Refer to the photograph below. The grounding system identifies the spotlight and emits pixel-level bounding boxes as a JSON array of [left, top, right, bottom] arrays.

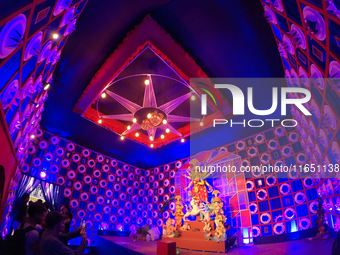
[[127, 125, 131, 130], [166, 128, 170, 133], [150, 144, 154, 148], [144, 79, 150, 85], [43, 84, 50, 90], [147, 113, 151, 119], [101, 92, 106, 98], [52, 33, 59, 39], [149, 136, 153, 141], [162, 119, 167, 124], [133, 118, 137, 123], [36, 104, 40, 108], [98, 119, 102, 124], [181, 138, 185, 143], [120, 136, 124, 140], [40, 171, 47, 179], [30, 135, 35, 139], [200, 121, 204, 126], [161, 134, 165, 139], [135, 132, 139, 137], [191, 95, 196, 100]]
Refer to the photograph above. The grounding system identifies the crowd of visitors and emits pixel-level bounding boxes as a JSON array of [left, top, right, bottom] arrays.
[[1, 193, 88, 255]]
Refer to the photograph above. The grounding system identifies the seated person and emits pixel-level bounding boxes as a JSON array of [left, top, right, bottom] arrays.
[[40, 211, 88, 255]]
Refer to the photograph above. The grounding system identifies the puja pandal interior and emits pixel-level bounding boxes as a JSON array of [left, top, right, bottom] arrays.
[[0, 0, 340, 254]]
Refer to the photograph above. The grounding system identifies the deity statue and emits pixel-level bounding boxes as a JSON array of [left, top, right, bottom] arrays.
[[183, 159, 214, 205]]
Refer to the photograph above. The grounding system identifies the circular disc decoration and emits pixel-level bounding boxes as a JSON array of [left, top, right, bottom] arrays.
[[255, 134, 265, 144], [299, 218, 311, 230], [294, 192, 306, 204], [303, 177, 314, 189], [309, 201, 318, 214], [110, 215, 116, 222], [266, 175, 277, 186], [284, 208, 296, 220], [273, 223, 285, 235], [268, 140, 278, 150], [303, 6, 326, 41], [249, 203, 258, 214], [252, 226, 260, 237], [280, 183, 291, 195], [257, 189, 268, 200], [246, 181, 255, 191], [0, 14, 27, 59], [260, 213, 271, 224], [24, 31, 42, 61], [236, 141, 246, 150]]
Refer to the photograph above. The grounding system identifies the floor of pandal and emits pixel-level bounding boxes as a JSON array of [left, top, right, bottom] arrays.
[[95, 236, 334, 255], [179, 237, 334, 255]]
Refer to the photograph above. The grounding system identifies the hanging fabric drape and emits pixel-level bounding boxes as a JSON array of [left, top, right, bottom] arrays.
[[40, 180, 64, 211], [15, 175, 40, 203]]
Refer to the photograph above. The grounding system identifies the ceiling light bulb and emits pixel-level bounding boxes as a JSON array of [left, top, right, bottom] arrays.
[[144, 79, 150, 85], [166, 128, 170, 133], [101, 92, 106, 98], [133, 118, 137, 123], [150, 144, 154, 148], [44, 84, 50, 90], [181, 138, 185, 143], [127, 125, 131, 130], [191, 95, 196, 100], [98, 119, 102, 124], [161, 134, 165, 139], [120, 136, 124, 140], [52, 33, 59, 39], [135, 132, 139, 137], [200, 121, 204, 126], [149, 136, 153, 141], [30, 135, 35, 139], [147, 113, 151, 119], [162, 119, 167, 124]]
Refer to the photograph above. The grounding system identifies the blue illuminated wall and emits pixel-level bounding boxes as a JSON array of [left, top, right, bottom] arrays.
[[0, 0, 88, 237], [260, 0, 340, 234]]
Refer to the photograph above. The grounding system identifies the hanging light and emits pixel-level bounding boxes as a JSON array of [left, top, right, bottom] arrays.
[[200, 121, 204, 126], [52, 33, 59, 39], [101, 92, 106, 98], [135, 132, 139, 137], [44, 84, 50, 90], [150, 144, 154, 148], [30, 135, 35, 139], [40, 171, 47, 179], [149, 136, 154, 141], [127, 125, 131, 130], [133, 118, 137, 123], [191, 95, 196, 100], [181, 138, 185, 143], [120, 136, 125, 140], [162, 119, 167, 124], [144, 79, 150, 85], [98, 119, 102, 124], [161, 134, 165, 139], [147, 113, 152, 119], [166, 128, 170, 133]]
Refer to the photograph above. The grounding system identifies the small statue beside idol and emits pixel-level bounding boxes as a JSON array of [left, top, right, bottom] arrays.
[[163, 218, 176, 238], [203, 221, 213, 241], [181, 222, 191, 231], [171, 195, 184, 229], [213, 221, 227, 243]]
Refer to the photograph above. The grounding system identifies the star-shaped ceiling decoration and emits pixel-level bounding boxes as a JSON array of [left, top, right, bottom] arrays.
[[75, 15, 232, 148]]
